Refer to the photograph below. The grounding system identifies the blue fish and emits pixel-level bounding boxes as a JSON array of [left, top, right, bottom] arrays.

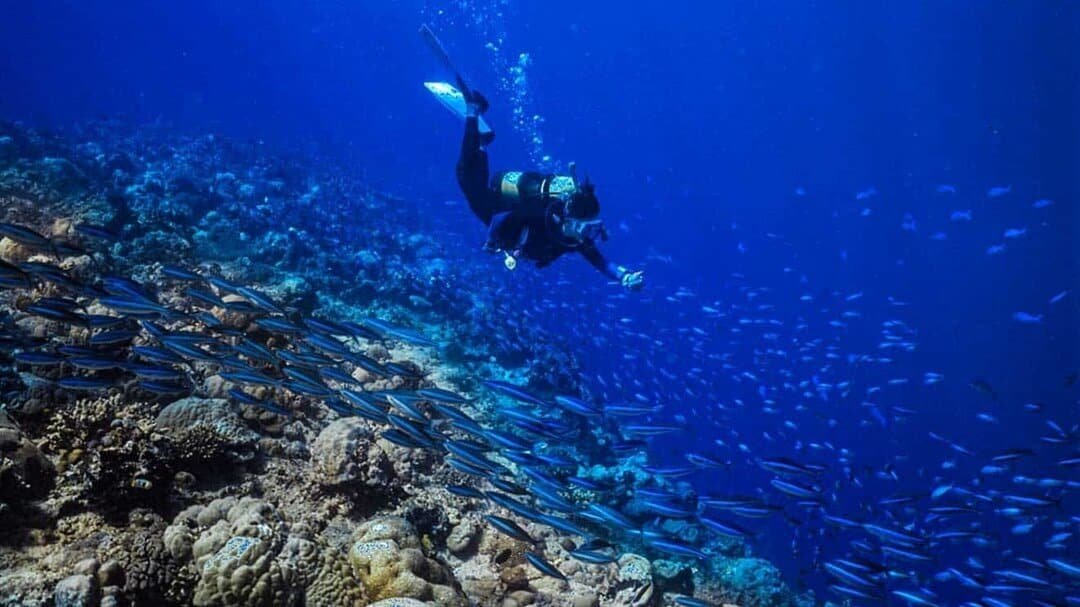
[[482, 379, 549, 407], [88, 329, 139, 347], [552, 394, 602, 417], [186, 288, 226, 308], [446, 484, 486, 500], [220, 369, 281, 387], [254, 317, 303, 334], [56, 377, 114, 391], [646, 537, 707, 560], [568, 549, 616, 564], [417, 387, 468, 404], [484, 515, 535, 543], [137, 380, 190, 396], [524, 551, 566, 581], [0, 222, 54, 252], [74, 223, 119, 241], [535, 513, 590, 538], [698, 516, 752, 539], [14, 351, 66, 366], [674, 597, 715, 607], [66, 356, 123, 371], [125, 363, 186, 382], [301, 317, 350, 336], [380, 429, 428, 449], [161, 265, 203, 282]]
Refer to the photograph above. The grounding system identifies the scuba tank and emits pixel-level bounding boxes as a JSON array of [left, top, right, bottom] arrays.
[[494, 172, 578, 217], [494, 162, 581, 212]]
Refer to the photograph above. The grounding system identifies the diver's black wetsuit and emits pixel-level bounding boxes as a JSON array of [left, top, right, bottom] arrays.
[[456, 115, 622, 280]]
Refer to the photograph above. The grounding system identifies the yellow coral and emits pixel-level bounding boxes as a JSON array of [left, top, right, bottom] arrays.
[[346, 519, 467, 607]]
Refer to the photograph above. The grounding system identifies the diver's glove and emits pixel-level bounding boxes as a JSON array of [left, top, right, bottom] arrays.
[[620, 269, 645, 291]]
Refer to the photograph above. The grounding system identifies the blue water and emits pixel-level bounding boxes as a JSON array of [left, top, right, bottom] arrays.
[[3, 1, 1077, 604]]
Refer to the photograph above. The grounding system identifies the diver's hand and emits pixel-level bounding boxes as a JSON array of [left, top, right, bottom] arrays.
[[620, 270, 645, 291]]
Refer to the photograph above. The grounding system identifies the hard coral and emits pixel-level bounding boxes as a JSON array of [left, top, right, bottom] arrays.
[[310, 418, 392, 488], [347, 516, 467, 606], [164, 497, 366, 607], [42, 395, 235, 519], [155, 397, 257, 447], [101, 510, 180, 605]]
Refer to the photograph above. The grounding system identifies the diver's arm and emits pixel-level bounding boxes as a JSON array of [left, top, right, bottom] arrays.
[[580, 242, 644, 289], [580, 243, 621, 280], [485, 211, 523, 251]]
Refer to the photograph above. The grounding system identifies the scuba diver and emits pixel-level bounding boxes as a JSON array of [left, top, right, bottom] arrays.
[[455, 88, 645, 290]]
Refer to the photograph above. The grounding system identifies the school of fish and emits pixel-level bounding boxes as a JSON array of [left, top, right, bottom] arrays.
[[1, 173, 1076, 607]]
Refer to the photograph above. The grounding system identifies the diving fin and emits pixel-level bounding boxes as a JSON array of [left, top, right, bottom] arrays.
[[419, 24, 471, 94], [424, 81, 493, 136], [420, 25, 493, 134]]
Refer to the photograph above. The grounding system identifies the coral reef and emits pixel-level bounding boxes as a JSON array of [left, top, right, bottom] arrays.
[[0, 120, 805, 607]]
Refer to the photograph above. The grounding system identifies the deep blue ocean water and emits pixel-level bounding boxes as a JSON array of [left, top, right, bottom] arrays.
[[2, 2, 1077, 604]]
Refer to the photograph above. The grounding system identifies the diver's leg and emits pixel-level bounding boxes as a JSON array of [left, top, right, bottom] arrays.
[[456, 116, 495, 223]]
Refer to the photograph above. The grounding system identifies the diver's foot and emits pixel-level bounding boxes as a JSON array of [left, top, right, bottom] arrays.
[[466, 89, 490, 115]]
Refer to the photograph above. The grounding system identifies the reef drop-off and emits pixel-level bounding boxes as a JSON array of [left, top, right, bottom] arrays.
[[0, 121, 805, 607]]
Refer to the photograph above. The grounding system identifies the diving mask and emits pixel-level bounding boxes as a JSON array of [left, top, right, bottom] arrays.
[[562, 217, 606, 242]]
